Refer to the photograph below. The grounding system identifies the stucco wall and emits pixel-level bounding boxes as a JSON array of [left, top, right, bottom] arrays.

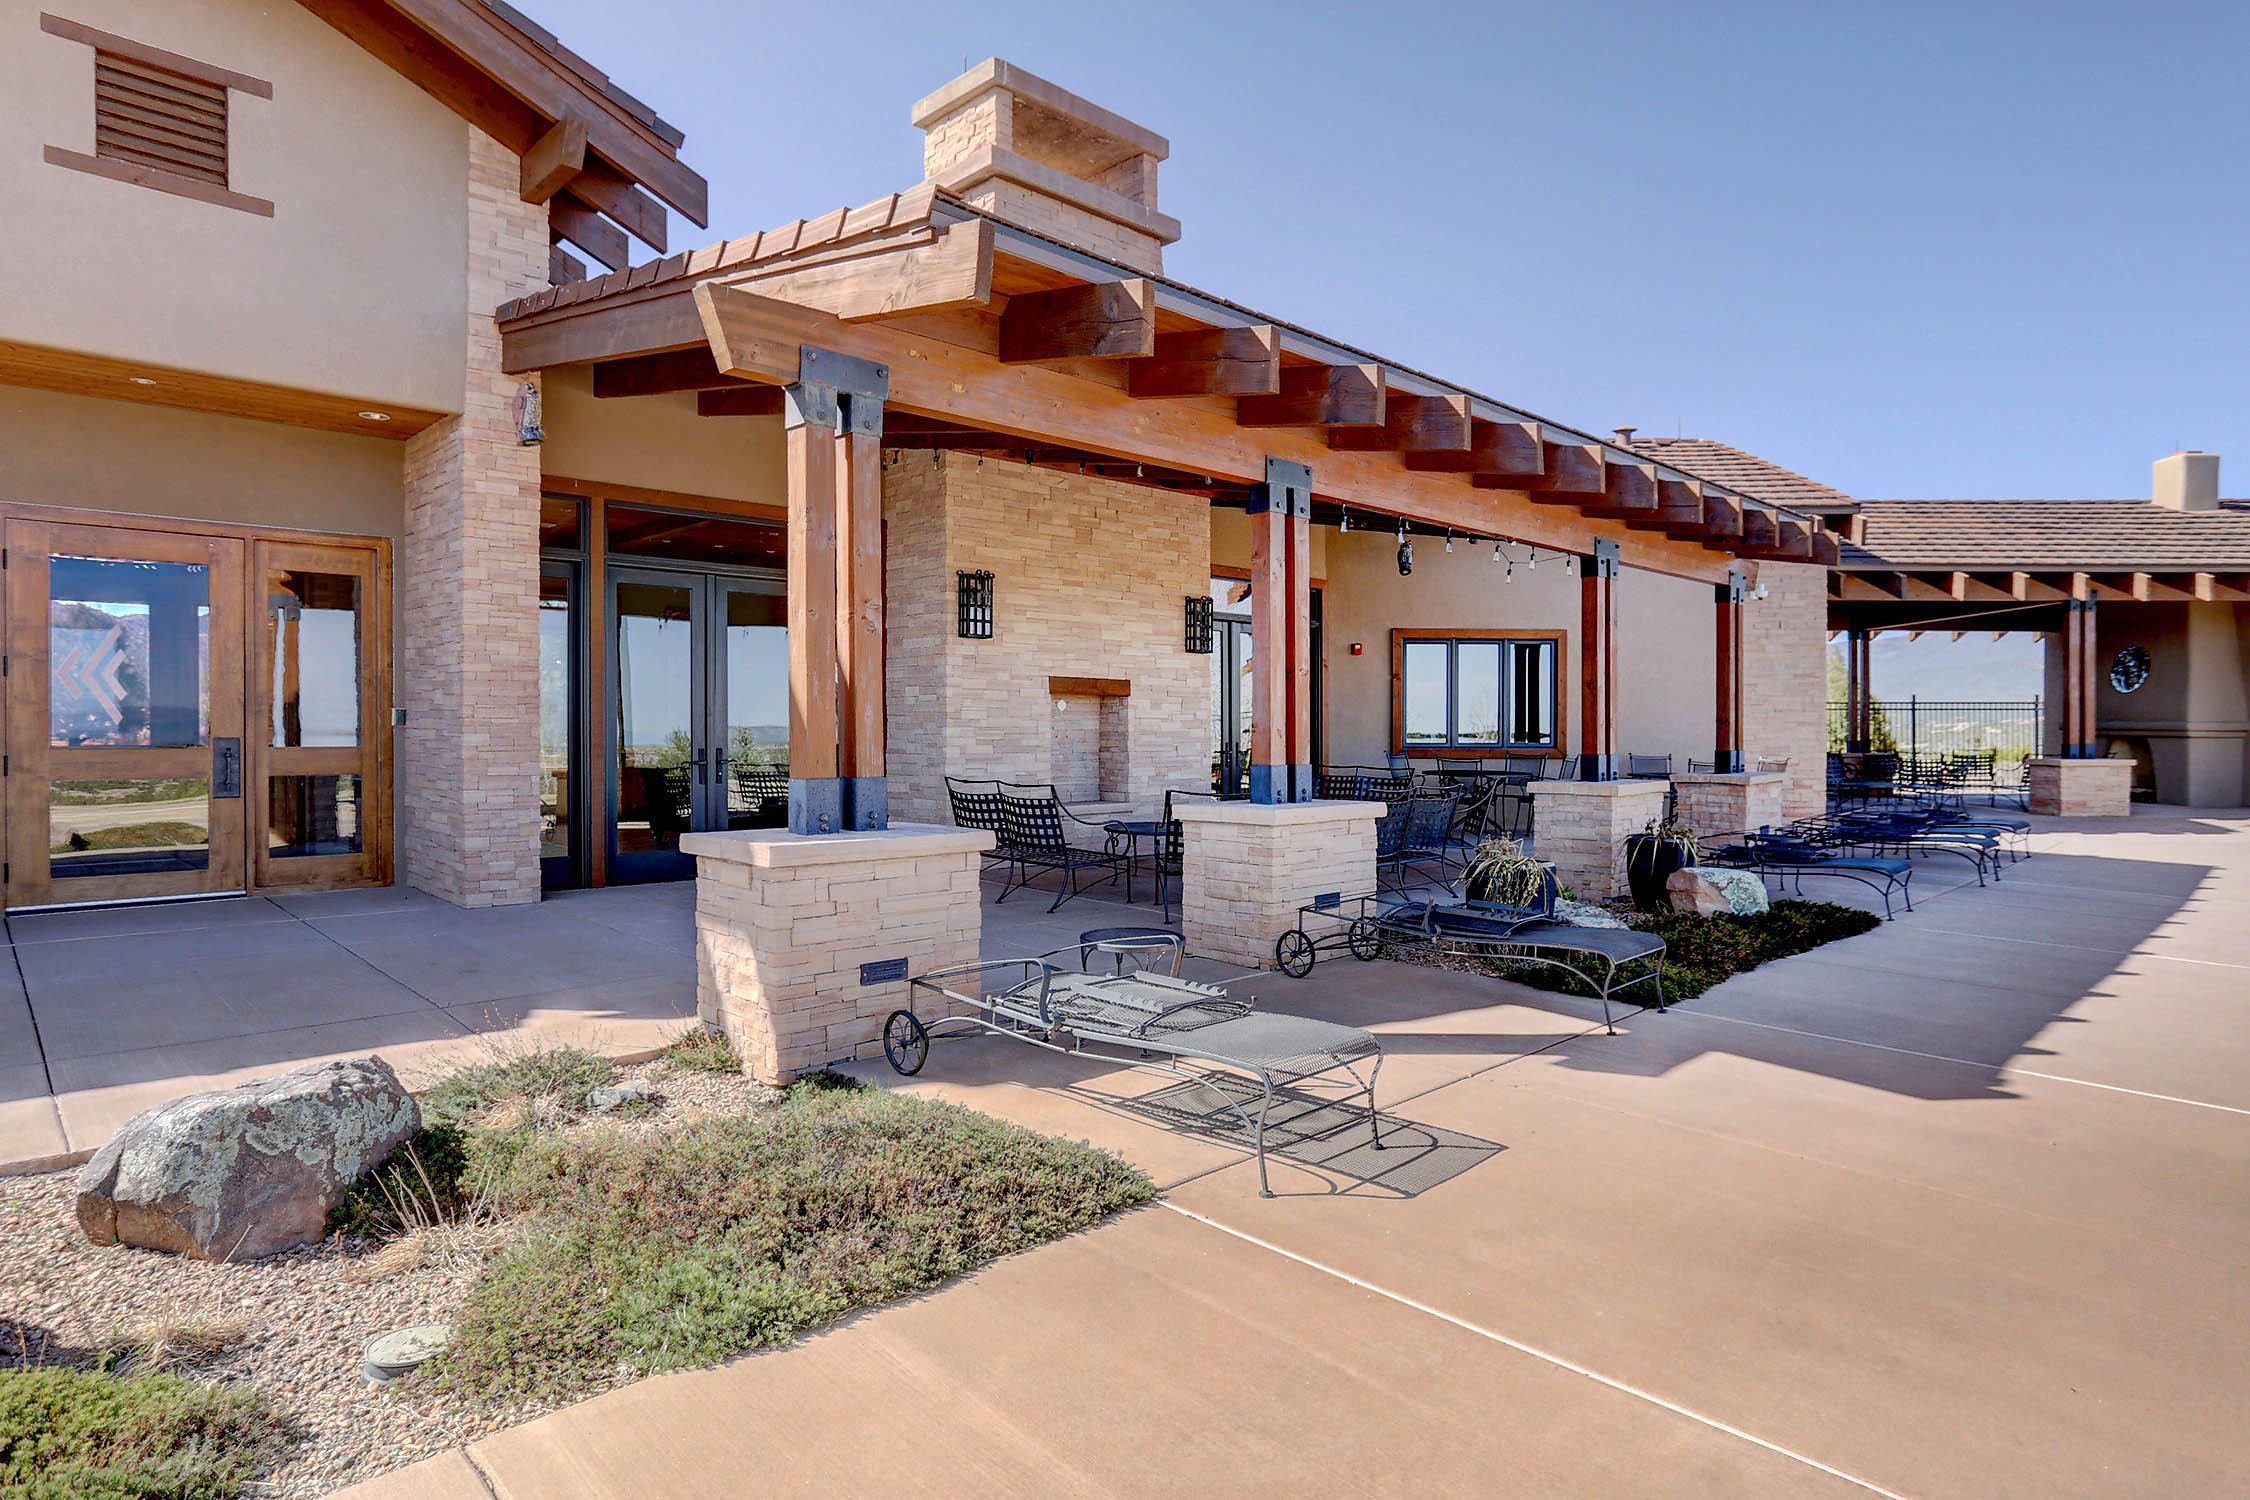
[[0, 383, 403, 536], [1209, 505, 1328, 579], [539, 369, 787, 502], [4, 0, 469, 412], [2093, 601, 2249, 807], [883, 451, 1210, 824]]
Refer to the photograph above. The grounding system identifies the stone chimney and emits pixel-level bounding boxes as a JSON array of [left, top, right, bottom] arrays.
[[2153, 450, 2220, 510], [912, 59, 1180, 274]]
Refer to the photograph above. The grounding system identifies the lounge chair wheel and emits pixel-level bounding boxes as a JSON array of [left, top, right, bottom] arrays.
[[882, 1010, 930, 1076], [1275, 929, 1316, 979], [1347, 919, 1382, 962]]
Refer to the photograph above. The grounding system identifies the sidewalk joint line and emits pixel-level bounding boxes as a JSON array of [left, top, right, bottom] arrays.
[[1158, 1200, 1918, 1500]]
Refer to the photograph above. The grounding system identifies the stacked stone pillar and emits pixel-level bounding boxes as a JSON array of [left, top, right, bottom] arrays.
[[1670, 772, 1788, 842], [398, 127, 548, 906], [2025, 758, 2132, 817], [1175, 801, 1378, 969], [1524, 779, 1671, 899]]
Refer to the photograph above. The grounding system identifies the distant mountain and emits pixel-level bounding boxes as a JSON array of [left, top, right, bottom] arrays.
[[1868, 633, 2044, 702]]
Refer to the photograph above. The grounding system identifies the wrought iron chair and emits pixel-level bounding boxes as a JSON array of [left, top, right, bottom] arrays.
[[1386, 789, 1464, 892], [1687, 758, 1719, 774], [1626, 753, 1673, 779], [996, 784, 1126, 912], [1540, 755, 1580, 781], [1755, 756, 1790, 774], [946, 776, 1014, 877]]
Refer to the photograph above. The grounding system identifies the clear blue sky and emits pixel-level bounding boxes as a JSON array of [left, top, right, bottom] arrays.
[[538, 0, 2246, 502]]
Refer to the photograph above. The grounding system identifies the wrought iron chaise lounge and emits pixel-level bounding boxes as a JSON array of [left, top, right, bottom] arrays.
[[1704, 828, 1915, 919], [885, 934, 1384, 1196]]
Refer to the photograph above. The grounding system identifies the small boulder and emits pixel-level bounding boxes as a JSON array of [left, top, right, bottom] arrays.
[[586, 1078, 652, 1113], [1700, 865, 1771, 915], [1666, 868, 1735, 918], [77, 1056, 419, 1261], [1555, 897, 1628, 930]]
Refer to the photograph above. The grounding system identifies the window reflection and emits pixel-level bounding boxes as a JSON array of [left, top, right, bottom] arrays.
[[269, 774, 361, 857], [540, 573, 573, 863], [49, 556, 210, 748], [50, 776, 210, 877], [269, 571, 360, 747]]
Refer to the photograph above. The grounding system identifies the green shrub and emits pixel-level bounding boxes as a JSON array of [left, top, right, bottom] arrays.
[[1390, 898, 1879, 1004], [434, 1078, 1152, 1403], [327, 1123, 531, 1240], [662, 1025, 741, 1074], [0, 1367, 294, 1499], [420, 1046, 615, 1128]]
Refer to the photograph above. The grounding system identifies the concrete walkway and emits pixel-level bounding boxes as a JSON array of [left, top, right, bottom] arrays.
[[0, 884, 699, 1169], [338, 807, 2250, 1499]]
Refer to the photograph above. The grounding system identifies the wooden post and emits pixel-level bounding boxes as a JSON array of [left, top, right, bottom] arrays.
[[784, 417, 841, 832], [1715, 570, 1745, 772], [837, 426, 886, 826], [1578, 539, 1619, 779], [1248, 459, 1313, 802], [782, 346, 891, 833], [2065, 595, 2100, 758], [1845, 627, 1869, 753]]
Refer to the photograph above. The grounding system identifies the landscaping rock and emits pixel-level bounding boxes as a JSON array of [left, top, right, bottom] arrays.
[[1666, 868, 1735, 917], [1555, 897, 1628, 929], [76, 1057, 419, 1262], [1700, 865, 1772, 915], [586, 1079, 652, 1113]]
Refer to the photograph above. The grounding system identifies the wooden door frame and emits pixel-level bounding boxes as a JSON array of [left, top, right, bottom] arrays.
[[0, 500, 392, 908]]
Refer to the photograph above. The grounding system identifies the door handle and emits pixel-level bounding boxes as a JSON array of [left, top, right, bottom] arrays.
[[213, 738, 242, 800], [690, 748, 707, 785]]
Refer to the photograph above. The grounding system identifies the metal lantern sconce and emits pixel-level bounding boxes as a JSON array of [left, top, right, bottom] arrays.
[[1185, 594, 1215, 654], [512, 381, 543, 446], [956, 569, 995, 639]]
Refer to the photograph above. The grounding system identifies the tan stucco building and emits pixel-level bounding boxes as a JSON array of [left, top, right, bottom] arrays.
[[1, 1, 1837, 931]]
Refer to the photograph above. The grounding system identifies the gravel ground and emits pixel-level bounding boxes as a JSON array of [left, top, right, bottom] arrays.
[[0, 1056, 781, 1499]]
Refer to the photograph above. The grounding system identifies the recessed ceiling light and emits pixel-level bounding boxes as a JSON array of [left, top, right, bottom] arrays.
[[356, 410, 391, 422], [128, 376, 158, 386]]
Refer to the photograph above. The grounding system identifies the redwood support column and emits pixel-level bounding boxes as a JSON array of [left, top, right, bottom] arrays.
[[1715, 568, 1746, 772], [783, 347, 891, 833], [1578, 538, 1619, 780], [2064, 595, 2099, 758], [1249, 458, 1314, 802], [1845, 626, 1871, 753]]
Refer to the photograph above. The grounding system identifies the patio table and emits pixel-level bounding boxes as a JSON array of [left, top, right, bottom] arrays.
[[1102, 818, 1164, 905]]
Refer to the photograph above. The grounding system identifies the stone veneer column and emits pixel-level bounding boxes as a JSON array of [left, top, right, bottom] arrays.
[[685, 825, 992, 1084], [398, 127, 548, 906], [1525, 780, 1673, 899], [2025, 758, 2133, 817], [1175, 801, 1379, 969], [1670, 772, 1789, 842], [1740, 561, 1831, 818]]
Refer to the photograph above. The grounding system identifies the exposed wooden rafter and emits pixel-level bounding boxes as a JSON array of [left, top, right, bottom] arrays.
[[732, 220, 995, 324], [591, 347, 732, 398], [519, 115, 587, 204], [1327, 394, 1472, 454], [697, 385, 787, 417], [1516, 442, 1606, 498], [552, 192, 628, 272], [996, 279, 1155, 362], [1125, 325, 1280, 397], [1235, 365, 1386, 428], [1400, 417, 1541, 477]]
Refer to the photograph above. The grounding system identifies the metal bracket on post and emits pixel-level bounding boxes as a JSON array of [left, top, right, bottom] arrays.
[[783, 346, 889, 438], [1721, 567, 1747, 606], [1251, 459, 1315, 800], [1589, 536, 1621, 580]]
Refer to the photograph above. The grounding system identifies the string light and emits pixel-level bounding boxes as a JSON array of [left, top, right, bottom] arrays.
[[1445, 529, 1454, 553]]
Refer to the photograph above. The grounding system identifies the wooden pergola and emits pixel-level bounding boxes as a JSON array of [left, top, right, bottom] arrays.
[[498, 189, 1839, 831], [1830, 564, 2250, 759]]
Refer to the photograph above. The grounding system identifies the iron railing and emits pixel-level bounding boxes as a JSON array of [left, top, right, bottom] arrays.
[[1828, 697, 2043, 764]]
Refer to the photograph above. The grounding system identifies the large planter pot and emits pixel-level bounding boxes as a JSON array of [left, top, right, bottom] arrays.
[[1623, 834, 1695, 913]]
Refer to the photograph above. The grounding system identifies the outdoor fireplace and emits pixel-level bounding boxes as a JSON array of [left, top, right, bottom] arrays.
[[1050, 676, 1130, 802]]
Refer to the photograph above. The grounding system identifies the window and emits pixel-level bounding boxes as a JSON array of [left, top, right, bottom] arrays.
[[40, 13, 274, 217], [1395, 632, 1559, 753]]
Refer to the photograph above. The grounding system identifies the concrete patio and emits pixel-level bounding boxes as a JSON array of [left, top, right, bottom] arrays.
[[333, 804, 2250, 1499]]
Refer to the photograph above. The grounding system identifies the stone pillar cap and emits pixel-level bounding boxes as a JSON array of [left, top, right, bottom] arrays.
[[682, 823, 993, 869]]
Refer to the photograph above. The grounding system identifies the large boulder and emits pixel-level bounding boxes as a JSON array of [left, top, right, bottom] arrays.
[[1700, 865, 1772, 915], [76, 1056, 419, 1261], [1666, 868, 1736, 918]]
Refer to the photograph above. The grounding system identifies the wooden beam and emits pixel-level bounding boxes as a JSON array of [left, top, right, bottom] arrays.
[[1401, 418, 1541, 476], [1809, 527, 1842, 566], [560, 282, 1744, 581], [2094, 572, 2154, 602], [1716, 581, 1744, 768], [1580, 460, 1657, 517], [552, 192, 628, 272], [738, 220, 995, 325], [1523, 442, 1606, 497], [1581, 552, 1618, 776], [569, 159, 669, 253], [838, 425, 885, 795], [592, 347, 732, 398], [549, 243, 586, 287], [520, 115, 587, 204], [1629, 477, 1705, 531], [1126, 325, 1280, 397], [1236, 364, 1386, 428], [787, 421, 840, 791], [996, 278, 1155, 362], [1327, 394, 1473, 453], [697, 385, 787, 417]]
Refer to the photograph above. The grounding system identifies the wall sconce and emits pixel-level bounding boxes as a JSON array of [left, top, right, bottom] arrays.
[[512, 381, 543, 446], [956, 569, 994, 638], [1396, 517, 1413, 576], [1185, 595, 1215, 654]]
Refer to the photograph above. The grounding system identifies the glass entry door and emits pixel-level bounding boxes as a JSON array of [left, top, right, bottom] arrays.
[[1212, 617, 1252, 795], [4, 520, 246, 907], [606, 568, 787, 883]]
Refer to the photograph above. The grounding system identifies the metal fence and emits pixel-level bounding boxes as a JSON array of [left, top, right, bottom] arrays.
[[1828, 698, 2044, 764]]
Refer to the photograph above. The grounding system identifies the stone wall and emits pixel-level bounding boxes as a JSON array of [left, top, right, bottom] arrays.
[[689, 826, 989, 1083], [398, 125, 547, 906], [1672, 772, 1788, 842], [2026, 758, 2133, 817], [1742, 560, 1830, 816], [1525, 779, 1672, 900], [1176, 801, 1379, 969], [883, 452, 1210, 825]]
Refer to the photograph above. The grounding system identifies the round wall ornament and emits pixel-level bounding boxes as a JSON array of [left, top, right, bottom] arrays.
[[2109, 645, 2151, 694]]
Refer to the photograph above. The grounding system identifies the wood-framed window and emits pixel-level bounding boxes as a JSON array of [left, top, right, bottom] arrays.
[[40, 12, 274, 218], [1392, 629, 1563, 755]]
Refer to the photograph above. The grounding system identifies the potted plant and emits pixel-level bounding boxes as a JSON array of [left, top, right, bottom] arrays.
[[1623, 813, 1701, 912], [1460, 838, 1557, 918]]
